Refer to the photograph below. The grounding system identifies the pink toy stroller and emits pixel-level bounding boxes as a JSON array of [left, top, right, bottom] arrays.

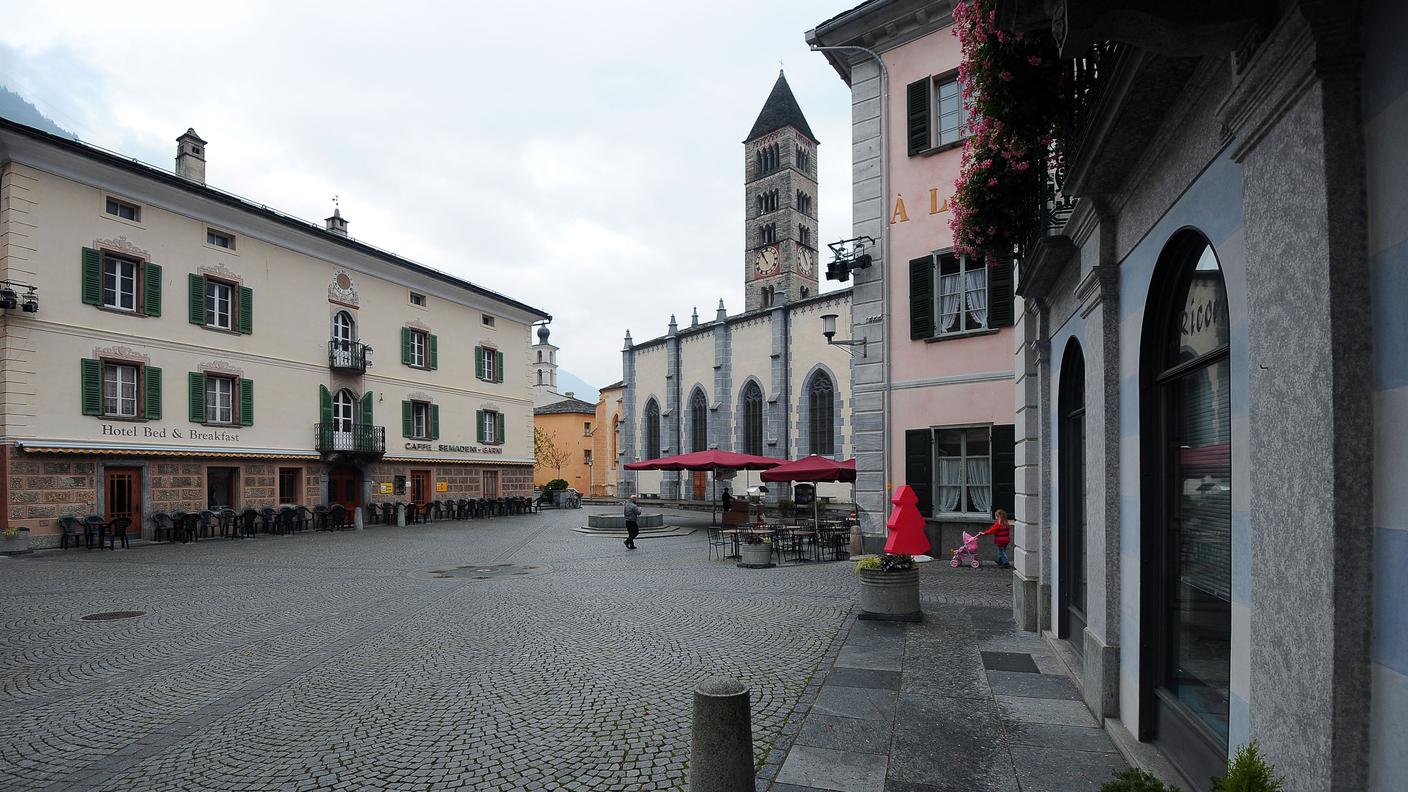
[[950, 531, 981, 568]]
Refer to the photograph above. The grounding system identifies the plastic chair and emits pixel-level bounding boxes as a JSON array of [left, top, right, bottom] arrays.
[[106, 517, 133, 549], [57, 516, 83, 549], [238, 509, 259, 538]]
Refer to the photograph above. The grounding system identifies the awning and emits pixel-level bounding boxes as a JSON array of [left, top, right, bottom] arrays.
[[380, 456, 534, 466], [18, 441, 320, 461], [760, 455, 857, 483], [624, 450, 782, 472]]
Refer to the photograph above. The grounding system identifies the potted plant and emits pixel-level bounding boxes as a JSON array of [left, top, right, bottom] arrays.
[[856, 485, 930, 622], [738, 531, 774, 568], [855, 553, 921, 621], [2, 525, 32, 555]]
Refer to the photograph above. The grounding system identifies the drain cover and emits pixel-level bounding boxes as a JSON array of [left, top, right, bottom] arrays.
[[981, 651, 1040, 673], [81, 611, 145, 621], [415, 563, 548, 581]]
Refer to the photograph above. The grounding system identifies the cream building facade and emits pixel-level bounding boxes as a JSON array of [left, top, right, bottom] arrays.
[[0, 119, 548, 546]]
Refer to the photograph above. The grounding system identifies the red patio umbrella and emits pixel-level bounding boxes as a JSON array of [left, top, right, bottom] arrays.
[[759, 455, 857, 483], [624, 450, 782, 523]]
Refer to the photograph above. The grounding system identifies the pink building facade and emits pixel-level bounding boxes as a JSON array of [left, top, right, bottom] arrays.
[[809, 1, 1016, 550]]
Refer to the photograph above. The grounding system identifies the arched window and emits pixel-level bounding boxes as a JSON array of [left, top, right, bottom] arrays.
[[689, 389, 708, 452], [807, 371, 835, 456], [1141, 232, 1232, 781], [740, 382, 764, 456], [537, 350, 542, 362], [332, 311, 355, 347], [643, 399, 661, 460], [537, 371, 543, 385], [1058, 339, 1087, 655]]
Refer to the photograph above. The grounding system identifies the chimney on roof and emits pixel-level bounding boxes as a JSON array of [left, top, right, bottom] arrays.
[[325, 207, 349, 237], [175, 128, 207, 185]]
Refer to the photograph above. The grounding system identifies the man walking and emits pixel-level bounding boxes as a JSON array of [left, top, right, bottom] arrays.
[[623, 495, 640, 550]]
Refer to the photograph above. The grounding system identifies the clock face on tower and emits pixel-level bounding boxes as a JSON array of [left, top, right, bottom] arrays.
[[798, 247, 814, 276], [754, 245, 779, 277]]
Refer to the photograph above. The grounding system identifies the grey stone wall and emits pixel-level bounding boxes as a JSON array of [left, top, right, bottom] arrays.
[[846, 55, 887, 534], [621, 334, 636, 496], [712, 303, 733, 453]]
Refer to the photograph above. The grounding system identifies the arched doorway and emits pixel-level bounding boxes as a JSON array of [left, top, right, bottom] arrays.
[[1139, 231, 1232, 785], [1058, 339, 1087, 656]]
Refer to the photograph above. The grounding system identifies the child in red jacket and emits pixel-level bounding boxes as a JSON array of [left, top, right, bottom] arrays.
[[982, 509, 1011, 568]]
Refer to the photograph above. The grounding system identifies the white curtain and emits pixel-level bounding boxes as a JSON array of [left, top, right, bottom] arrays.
[[939, 273, 963, 332], [965, 268, 988, 327], [937, 458, 963, 512], [967, 457, 992, 514]]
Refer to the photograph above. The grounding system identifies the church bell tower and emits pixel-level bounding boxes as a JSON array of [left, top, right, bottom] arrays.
[[744, 70, 819, 312]]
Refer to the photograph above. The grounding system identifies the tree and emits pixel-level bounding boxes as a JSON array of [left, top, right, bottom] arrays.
[[533, 426, 571, 477]]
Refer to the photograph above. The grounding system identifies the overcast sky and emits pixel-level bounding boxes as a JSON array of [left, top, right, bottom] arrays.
[[0, 1, 856, 391]]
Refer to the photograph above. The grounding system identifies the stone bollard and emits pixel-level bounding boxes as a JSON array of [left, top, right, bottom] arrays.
[[353, 507, 364, 531], [850, 525, 863, 557], [689, 677, 753, 792], [396, 504, 406, 527]]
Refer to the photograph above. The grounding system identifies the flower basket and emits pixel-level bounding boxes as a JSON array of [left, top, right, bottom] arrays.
[[855, 554, 921, 622], [1, 527, 32, 555]]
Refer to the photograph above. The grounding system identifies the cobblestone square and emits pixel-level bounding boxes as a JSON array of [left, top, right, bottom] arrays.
[[0, 510, 862, 792]]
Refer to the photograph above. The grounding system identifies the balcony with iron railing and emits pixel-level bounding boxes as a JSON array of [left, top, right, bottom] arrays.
[[329, 340, 372, 374], [314, 423, 385, 457]]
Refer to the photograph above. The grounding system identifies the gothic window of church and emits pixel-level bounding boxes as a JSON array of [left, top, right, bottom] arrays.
[[808, 372, 835, 456], [761, 224, 776, 245], [801, 286, 809, 298], [762, 287, 774, 308], [799, 225, 811, 247], [741, 383, 764, 456], [689, 389, 708, 452], [796, 145, 810, 171], [643, 399, 661, 460]]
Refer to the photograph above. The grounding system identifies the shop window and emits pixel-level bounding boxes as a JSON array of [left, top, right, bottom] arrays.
[[482, 470, 499, 498]]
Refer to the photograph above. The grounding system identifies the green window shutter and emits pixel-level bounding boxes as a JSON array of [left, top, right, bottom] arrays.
[[143, 366, 162, 421], [239, 378, 254, 426], [188, 371, 206, 422], [430, 404, 440, 440], [401, 327, 411, 365], [476, 410, 485, 443], [80, 358, 102, 416], [360, 391, 374, 426], [237, 286, 253, 334], [495, 350, 505, 383], [906, 78, 931, 155], [904, 428, 934, 518], [188, 274, 206, 324], [495, 412, 505, 445], [143, 262, 162, 316], [991, 424, 1016, 515], [475, 346, 484, 379], [319, 385, 333, 425], [82, 248, 103, 305], [910, 255, 935, 339], [987, 262, 1015, 328], [429, 334, 438, 370], [402, 400, 413, 438]]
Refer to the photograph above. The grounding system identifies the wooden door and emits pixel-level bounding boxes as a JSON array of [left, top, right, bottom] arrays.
[[410, 470, 431, 507], [692, 471, 707, 500], [104, 467, 141, 531], [328, 466, 362, 511]]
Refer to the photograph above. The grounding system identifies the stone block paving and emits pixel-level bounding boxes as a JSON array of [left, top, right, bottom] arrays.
[[766, 564, 1129, 792], [0, 509, 860, 791]]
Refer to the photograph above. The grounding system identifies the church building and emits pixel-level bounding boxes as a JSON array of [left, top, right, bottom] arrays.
[[619, 72, 854, 504]]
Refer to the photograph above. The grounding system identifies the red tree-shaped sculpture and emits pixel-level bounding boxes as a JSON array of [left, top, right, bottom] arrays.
[[885, 485, 931, 555]]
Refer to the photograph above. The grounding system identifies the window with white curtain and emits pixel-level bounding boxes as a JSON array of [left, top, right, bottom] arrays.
[[936, 255, 989, 335], [935, 426, 992, 515]]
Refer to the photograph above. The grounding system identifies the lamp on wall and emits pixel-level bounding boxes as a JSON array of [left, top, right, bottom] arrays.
[[821, 313, 867, 358], [0, 281, 38, 313]]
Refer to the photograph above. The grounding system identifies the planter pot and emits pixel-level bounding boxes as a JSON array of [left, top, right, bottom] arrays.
[[857, 567, 922, 622], [738, 542, 775, 568], [1, 528, 33, 555]]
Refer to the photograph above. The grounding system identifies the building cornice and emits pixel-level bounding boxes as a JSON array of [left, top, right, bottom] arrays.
[[806, 0, 954, 83]]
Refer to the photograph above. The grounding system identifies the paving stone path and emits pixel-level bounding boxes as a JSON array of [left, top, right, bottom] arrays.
[[0, 508, 864, 792], [764, 563, 1129, 792]]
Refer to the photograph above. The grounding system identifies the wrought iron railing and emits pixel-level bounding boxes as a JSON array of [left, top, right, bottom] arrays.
[[328, 340, 372, 373], [1065, 41, 1127, 167], [314, 423, 385, 455]]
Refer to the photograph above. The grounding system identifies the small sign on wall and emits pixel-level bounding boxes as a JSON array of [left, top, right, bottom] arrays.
[[436, 481, 448, 493], [379, 482, 393, 494]]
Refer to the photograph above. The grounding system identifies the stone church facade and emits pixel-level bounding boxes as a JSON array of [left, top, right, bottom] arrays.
[[619, 73, 854, 504]]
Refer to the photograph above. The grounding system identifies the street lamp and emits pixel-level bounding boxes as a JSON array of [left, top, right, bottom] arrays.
[[821, 313, 867, 358]]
